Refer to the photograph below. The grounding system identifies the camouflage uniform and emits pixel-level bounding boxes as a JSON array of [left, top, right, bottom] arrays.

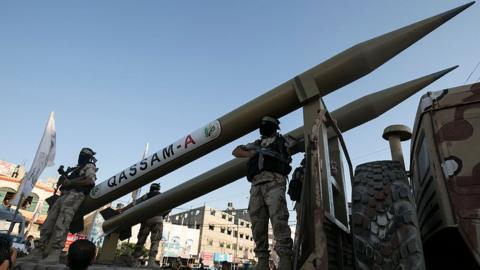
[[246, 135, 294, 260], [132, 192, 165, 260], [37, 163, 96, 251], [133, 217, 164, 259]]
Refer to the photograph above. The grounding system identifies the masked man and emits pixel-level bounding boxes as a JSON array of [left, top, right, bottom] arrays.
[[126, 183, 169, 268], [23, 148, 97, 264], [232, 116, 296, 270]]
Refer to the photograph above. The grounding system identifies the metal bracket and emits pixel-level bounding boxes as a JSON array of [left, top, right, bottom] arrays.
[[293, 74, 321, 104]]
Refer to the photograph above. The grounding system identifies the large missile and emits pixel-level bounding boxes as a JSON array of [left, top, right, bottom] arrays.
[[102, 66, 457, 233], [79, 3, 472, 216]]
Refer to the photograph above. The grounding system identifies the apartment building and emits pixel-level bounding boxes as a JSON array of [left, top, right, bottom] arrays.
[[167, 204, 256, 265]]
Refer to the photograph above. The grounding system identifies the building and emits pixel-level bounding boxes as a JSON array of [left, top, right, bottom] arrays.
[[0, 160, 56, 238], [167, 204, 256, 266], [125, 220, 200, 263], [224, 202, 281, 264]]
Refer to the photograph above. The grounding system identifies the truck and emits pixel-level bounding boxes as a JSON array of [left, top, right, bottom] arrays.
[[351, 83, 480, 269]]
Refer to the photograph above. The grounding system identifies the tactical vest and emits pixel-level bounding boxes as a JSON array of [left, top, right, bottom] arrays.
[[247, 135, 292, 181], [62, 163, 95, 194]]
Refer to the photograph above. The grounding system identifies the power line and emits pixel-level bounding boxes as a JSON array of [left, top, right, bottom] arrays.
[[465, 60, 480, 84]]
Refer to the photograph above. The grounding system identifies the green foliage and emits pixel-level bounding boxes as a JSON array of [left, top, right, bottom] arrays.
[[116, 242, 149, 258]]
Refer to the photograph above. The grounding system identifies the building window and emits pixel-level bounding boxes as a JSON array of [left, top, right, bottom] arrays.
[[0, 187, 16, 206], [196, 224, 200, 229], [210, 210, 216, 216], [246, 235, 249, 240], [240, 221, 244, 226], [246, 223, 250, 228], [184, 213, 188, 218], [221, 214, 226, 219], [240, 233, 244, 239], [234, 231, 238, 237], [209, 225, 215, 231], [20, 193, 39, 212], [221, 227, 226, 233], [239, 246, 243, 251], [175, 216, 179, 221], [228, 217, 233, 222], [220, 242, 225, 248], [196, 210, 200, 215], [226, 243, 231, 249], [208, 239, 213, 246]]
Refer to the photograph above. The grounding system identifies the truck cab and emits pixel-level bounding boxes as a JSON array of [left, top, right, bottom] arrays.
[[410, 83, 480, 268]]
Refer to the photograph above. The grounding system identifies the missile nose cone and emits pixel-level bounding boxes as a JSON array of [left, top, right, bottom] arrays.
[[429, 65, 459, 81], [403, 65, 459, 94], [359, 3, 473, 69], [442, 2, 475, 20], [332, 66, 457, 132], [310, 3, 473, 95]]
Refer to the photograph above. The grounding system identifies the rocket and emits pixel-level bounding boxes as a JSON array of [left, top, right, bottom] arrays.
[[101, 66, 457, 233], [74, 4, 472, 222]]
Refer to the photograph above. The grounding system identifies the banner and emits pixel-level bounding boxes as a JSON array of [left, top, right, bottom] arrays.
[[11, 112, 56, 205]]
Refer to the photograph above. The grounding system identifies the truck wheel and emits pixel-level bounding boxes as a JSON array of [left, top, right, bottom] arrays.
[[351, 161, 425, 270]]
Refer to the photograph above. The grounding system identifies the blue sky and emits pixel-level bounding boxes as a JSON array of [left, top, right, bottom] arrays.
[[1, 1, 479, 223]]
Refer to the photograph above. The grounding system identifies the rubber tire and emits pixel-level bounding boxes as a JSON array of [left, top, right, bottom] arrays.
[[351, 161, 425, 270]]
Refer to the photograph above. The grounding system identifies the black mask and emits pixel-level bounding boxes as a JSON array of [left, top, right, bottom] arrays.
[[259, 122, 277, 137], [78, 154, 91, 165], [148, 189, 160, 198]]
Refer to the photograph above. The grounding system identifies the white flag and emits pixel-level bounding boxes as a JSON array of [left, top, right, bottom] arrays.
[[11, 112, 56, 206], [32, 201, 44, 223], [131, 142, 149, 205]]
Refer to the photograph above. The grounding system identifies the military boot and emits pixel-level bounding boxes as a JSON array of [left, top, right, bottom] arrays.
[[255, 257, 269, 270], [17, 248, 44, 262], [39, 249, 61, 264], [147, 257, 160, 268], [278, 256, 293, 270]]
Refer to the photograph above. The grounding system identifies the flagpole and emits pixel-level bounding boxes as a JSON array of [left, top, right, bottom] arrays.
[[8, 194, 25, 235], [125, 143, 149, 244], [131, 143, 149, 206], [24, 200, 43, 237]]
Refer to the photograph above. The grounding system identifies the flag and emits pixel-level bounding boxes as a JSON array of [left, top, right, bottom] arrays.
[[32, 201, 43, 223], [11, 112, 56, 206], [131, 142, 149, 205]]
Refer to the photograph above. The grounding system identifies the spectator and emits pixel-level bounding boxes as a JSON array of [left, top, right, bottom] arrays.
[[0, 235, 16, 270], [2, 200, 11, 209], [25, 235, 34, 253], [67, 239, 96, 270]]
